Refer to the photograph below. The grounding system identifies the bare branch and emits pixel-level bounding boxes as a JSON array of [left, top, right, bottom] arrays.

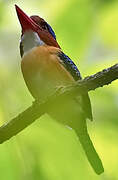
[[0, 63, 118, 144]]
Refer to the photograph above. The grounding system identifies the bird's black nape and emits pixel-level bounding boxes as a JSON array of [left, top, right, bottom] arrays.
[[45, 22, 56, 40]]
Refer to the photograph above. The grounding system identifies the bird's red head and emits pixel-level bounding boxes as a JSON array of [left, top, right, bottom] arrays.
[[15, 5, 60, 49]]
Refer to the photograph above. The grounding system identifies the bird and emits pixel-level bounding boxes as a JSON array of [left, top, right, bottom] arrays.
[[15, 5, 104, 175]]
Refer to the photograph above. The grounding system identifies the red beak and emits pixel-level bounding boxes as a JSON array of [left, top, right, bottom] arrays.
[[15, 4, 61, 48], [15, 5, 40, 33]]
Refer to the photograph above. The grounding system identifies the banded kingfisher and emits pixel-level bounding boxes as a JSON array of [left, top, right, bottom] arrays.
[[15, 5, 104, 174]]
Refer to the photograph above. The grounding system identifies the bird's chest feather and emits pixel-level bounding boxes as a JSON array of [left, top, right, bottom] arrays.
[[21, 46, 75, 100]]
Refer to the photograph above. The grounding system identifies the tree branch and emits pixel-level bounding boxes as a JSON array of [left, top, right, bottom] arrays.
[[0, 63, 118, 144]]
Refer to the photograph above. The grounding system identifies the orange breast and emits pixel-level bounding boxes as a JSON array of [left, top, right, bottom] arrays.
[[21, 45, 75, 101]]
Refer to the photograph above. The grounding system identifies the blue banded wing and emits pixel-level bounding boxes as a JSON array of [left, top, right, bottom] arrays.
[[58, 52, 93, 121], [58, 52, 82, 81]]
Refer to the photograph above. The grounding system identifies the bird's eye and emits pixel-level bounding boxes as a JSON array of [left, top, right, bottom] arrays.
[[42, 25, 48, 30]]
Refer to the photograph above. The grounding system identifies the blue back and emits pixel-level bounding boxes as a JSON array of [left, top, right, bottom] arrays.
[[58, 52, 81, 81]]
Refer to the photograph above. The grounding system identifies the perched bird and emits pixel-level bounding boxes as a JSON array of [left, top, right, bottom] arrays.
[[15, 5, 104, 174]]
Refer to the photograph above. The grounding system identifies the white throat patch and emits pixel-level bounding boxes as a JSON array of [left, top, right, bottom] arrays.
[[21, 31, 45, 54]]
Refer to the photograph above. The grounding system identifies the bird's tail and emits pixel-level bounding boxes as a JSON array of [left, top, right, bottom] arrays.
[[76, 130, 104, 175]]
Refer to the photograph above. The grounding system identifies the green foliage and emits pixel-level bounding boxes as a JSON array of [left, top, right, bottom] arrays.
[[0, 1, 5, 24], [0, 0, 118, 179]]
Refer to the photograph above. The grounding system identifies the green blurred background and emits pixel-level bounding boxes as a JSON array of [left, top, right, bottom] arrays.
[[0, 0, 118, 179]]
